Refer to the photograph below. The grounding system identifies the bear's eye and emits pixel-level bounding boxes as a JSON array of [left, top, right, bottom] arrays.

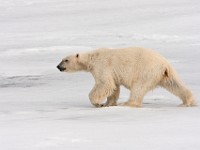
[[64, 60, 69, 62]]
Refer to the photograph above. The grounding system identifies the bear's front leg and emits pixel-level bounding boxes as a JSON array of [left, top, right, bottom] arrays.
[[101, 86, 120, 107], [89, 84, 114, 107]]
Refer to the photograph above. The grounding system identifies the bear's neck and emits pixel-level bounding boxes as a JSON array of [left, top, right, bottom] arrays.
[[79, 53, 93, 72]]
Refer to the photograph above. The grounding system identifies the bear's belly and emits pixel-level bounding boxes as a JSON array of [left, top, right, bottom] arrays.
[[113, 74, 133, 89]]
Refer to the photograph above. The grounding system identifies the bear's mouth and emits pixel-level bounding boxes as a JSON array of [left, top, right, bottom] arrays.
[[60, 68, 66, 72], [57, 65, 66, 72]]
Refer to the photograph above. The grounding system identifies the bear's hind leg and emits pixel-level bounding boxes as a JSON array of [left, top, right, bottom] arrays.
[[120, 80, 157, 107], [160, 76, 196, 107], [120, 86, 147, 107], [121, 87, 145, 107]]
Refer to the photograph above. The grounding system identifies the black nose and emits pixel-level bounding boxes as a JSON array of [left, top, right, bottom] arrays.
[[57, 65, 65, 72]]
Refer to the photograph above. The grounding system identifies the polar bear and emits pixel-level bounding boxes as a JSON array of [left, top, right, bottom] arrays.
[[57, 47, 196, 107]]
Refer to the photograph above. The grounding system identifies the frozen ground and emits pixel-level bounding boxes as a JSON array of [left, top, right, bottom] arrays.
[[0, 0, 200, 150]]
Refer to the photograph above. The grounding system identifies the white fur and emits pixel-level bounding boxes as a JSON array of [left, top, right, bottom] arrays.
[[60, 47, 196, 107]]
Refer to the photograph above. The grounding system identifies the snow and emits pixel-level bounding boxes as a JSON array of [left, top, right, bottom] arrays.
[[0, 0, 200, 150]]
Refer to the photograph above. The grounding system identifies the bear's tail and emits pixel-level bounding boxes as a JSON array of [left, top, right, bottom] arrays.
[[160, 65, 196, 107]]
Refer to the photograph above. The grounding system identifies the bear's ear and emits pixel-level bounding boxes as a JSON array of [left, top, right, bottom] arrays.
[[76, 53, 79, 58]]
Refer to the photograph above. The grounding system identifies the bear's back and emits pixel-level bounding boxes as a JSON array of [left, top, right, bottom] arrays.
[[93, 47, 168, 66]]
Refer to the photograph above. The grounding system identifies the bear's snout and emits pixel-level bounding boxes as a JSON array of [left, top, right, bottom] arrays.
[[57, 65, 66, 72]]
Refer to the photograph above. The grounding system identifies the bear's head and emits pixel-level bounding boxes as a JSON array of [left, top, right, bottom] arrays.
[[57, 53, 88, 72]]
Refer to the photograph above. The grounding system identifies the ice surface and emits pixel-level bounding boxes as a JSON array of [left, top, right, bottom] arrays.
[[0, 0, 200, 150]]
